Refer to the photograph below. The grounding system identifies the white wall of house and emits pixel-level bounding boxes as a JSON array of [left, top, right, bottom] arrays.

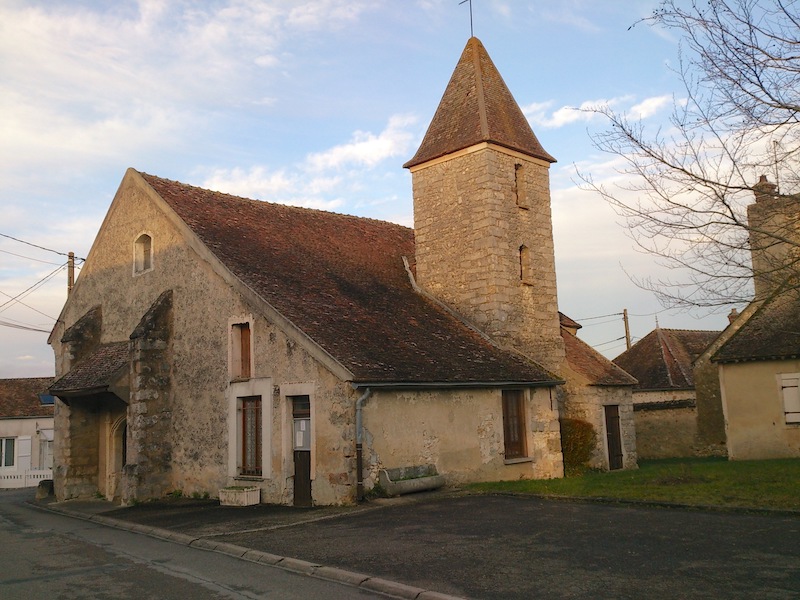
[[720, 359, 800, 459], [0, 416, 54, 488]]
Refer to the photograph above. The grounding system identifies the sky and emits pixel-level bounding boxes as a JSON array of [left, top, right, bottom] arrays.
[[0, 0, 735, 379]]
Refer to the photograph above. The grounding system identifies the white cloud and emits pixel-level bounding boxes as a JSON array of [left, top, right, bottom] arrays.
[[200, 114, 418, 213], [201, 166, 345, 211], [306, 114, 417, 170], [629, 95, 673, 119], [523, 94, 676, 129]]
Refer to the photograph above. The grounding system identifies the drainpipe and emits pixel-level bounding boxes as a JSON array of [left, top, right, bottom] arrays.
[[355, 387, 372, 501]]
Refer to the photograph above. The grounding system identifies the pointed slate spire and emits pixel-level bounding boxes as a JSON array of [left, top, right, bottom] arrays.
[[404, 37, 555, 169]]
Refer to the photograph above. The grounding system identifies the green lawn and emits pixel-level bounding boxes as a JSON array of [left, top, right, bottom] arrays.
[[467, 458, 800, 511]]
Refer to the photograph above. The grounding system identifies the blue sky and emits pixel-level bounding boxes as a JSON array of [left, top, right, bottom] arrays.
[[0, 0, 733, 378]]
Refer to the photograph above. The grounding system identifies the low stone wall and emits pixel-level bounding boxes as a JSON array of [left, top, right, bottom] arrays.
[[634, 400, 698, 459]]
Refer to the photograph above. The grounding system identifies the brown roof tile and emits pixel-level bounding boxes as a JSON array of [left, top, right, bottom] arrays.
[[713, 285, 800, 363], [562, 329, 636, 386], [614, 329, 720, 390], [143, 173, 557, 386], [404, 37, 555, 169], [0, 377, 54, 418], [50, 342, 129, 396], [559, 312, 582, 331]]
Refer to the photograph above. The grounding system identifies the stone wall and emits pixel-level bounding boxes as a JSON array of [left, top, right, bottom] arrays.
[[633, 390, 698, 459], [748, 177, 800, 300], [412, 146, 564, 372], [362, 386, 563, 489], [122, 290, 174, 502], [691, 358, 728, 457], [50, 171, 362, 505], [559, 369, 637, 470]]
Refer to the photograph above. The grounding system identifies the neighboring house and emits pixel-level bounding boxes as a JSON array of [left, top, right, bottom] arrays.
[[49, 37, 635, 506], [703, 175, 800, 460], [560, 314, 638, 470], [613, 328, 722, 458], [712, 284, 800, 459], [0, 377, 55, 488]]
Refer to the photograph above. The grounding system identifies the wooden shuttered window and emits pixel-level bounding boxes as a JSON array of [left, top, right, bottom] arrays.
[[231, 322, 251, 380], [502, 390, 527, 459], [240, 395, 262, 476]]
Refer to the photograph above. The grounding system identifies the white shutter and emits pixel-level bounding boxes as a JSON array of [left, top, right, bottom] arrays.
[[781, 375, 800, 424], [18, 436, 32, 471]]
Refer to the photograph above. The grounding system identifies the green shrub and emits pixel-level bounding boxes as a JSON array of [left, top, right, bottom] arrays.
[[560, 418, 597, 476]]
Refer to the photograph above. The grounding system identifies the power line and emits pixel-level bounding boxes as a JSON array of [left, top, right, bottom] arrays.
[[0, 263, 64, 319], [574, 311, 623, 321], [0, 248, 65, 265], [0, 319, 51, 333], [593, 335, 625, 348], [628, 307, 670, 318], [577, 316, 625, 328], [0, 232, 85, 262]]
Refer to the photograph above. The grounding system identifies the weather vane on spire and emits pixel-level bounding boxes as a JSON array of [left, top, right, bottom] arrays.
[[459, 0, 474, 38]]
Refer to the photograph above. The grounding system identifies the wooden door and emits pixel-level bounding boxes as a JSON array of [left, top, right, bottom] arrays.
[[604, 405, 624, 471], [292, 396, 312, 507], [293, 450, 311, 507]]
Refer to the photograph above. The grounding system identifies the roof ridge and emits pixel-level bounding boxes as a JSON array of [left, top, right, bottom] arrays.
[[138, 171, 413, 232], [655, 328, 676, 388]]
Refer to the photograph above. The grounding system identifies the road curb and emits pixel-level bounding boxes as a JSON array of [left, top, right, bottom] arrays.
[[29, 500, 468, 600]]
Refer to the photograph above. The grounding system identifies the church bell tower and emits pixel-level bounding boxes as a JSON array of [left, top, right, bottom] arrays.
[[404, 37, 564, 372]]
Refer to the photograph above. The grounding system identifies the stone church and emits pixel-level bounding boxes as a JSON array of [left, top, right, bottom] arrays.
[[49, 37, 636, 506]]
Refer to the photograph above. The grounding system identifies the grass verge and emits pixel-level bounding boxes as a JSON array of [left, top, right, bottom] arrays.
[[467, 457, 800, 512]]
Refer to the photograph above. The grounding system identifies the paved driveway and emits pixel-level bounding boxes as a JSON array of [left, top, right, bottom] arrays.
[[206, 495, 800, 599]]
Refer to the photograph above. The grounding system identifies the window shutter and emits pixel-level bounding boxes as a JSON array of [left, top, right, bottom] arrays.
[[781, 375, 800, 423]]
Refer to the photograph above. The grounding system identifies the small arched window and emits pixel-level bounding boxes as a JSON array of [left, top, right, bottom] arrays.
[[134, 234, 153, 274]]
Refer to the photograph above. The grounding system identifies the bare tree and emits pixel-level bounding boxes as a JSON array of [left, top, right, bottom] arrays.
[[583, 0, 800, 309]]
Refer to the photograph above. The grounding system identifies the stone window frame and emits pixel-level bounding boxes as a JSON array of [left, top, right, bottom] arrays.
[[280, 382, 317, 480], [133, 232, 154, 276], [779, 373, 800, 424], [239, 395, 263, 476], [227, 377, 272, 481]]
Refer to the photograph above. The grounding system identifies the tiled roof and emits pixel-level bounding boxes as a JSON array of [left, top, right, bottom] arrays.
[[713, 285, 800, 363], [562, 329, 636, 386], [613, 329, 720, 390], [50, 342, 129, 396], [558, 312, 582, 331], [404, 37, 555, 169], [0, 378, 54, 418], [143, 173, 558, 386]]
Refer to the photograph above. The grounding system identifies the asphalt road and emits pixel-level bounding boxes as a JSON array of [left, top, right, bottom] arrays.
[[201, 495, 800, 600], [0, 488, 381, 600]]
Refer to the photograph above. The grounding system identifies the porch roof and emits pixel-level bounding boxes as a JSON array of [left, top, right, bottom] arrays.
[[50, 342, 130, 398]]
